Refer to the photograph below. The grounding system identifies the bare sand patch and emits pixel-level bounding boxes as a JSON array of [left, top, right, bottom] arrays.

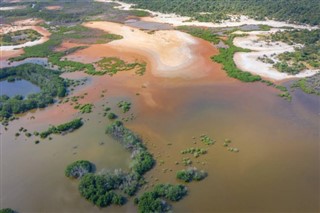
[[233, 30, 319, 80], [45, 6, 62, 10], [82, 21, 221, 79], [0, 5, 26, 11]]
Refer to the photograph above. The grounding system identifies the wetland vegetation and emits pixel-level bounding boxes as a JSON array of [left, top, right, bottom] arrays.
[[135, 184, 188, 212], [39, 118, 83, 139], [292, 73, 320, 96], [0, 64, 67, 120], [265, 29, 320, 74], [65, 160, 93, 179], [176, 167, 207, 182], [0, 208, 15, 213], [212, 36, 262, 82], [0, 29, 42, 46], [117, 101, 131, 113], [93, 57, 146, 76]]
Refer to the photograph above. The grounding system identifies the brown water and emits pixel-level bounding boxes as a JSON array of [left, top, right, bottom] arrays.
[[1, 69, 319, 212], [0, 38, 319, 212]]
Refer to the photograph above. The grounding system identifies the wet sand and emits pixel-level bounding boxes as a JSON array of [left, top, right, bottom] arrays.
[[79, 21, 223, 79]]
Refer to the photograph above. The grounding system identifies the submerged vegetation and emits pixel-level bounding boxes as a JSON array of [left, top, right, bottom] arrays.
[[181, 147, 207, 158], [40, 118, 83, 138], [176, 167, 207, 182], [93, 57, 146, 76], [117, 101, 131, 113], [0, 64, 67, 120], [292, 73, 320, 96], [65, 160, 93, 179], [75, 103, 93, 114], [200, 135, 215, 145]]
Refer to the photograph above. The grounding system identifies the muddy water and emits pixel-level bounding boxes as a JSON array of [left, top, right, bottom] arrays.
[[1, 67, 319, 212], [0, 40, 319, 213]]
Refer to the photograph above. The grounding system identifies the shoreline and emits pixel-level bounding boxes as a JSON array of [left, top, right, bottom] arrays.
[[96, 0, 319, 29], [81, 21, 220, 79], [232, 30, 319, 80]]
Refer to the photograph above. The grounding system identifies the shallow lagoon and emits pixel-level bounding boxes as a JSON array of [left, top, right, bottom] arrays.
[[0, 79, 41, 97], [1, 69, 319, 212]]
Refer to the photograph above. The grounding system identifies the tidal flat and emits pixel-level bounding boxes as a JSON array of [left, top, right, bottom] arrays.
[[0, 0, 319, 212]]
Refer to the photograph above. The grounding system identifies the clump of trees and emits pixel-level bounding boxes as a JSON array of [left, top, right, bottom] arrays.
[[65, 160, 93, 179], [65, 121, 158, 209], [176, 167, 207, 182], [0, 208, 15, 213], [135, 184, 188, 212], [0, 64, 67, 120], [40, 118, 83, 138], [0, 29, 42, 46]]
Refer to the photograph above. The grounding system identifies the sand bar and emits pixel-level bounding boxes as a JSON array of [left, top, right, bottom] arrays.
[[83, 21, 219, 79]]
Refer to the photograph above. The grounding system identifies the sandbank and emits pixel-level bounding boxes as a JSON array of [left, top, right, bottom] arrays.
[[82, 21, 219, 79]]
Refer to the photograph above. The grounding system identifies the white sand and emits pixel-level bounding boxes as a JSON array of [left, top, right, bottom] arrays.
[[233, 30, 319, 80], [0, 19, 49, 51], [83, 21, 205, 78], [0, 25, 50, 51], [95, 0, 318, 29], [0, 5, 25, 11]]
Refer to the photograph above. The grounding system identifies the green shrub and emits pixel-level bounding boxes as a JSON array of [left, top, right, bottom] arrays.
[[65, 160, 93, 178]]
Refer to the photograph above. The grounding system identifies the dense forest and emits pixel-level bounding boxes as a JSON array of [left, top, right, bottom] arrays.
[[120, 0, 320, 25]]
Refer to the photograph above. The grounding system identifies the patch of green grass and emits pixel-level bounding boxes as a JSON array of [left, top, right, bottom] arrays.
[[176, 26, 220, 44], [92, 57, 146, 76], [212, 35, 261, 82], [130, 10, 150, 17]]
